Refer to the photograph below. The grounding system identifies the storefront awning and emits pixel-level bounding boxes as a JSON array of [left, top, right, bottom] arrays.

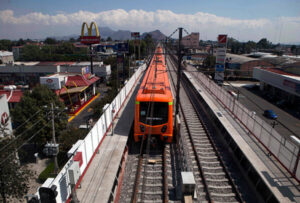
[[57, 86, 89, 95]]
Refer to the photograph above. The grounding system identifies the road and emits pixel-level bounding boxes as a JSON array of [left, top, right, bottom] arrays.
[[68, 86, 108, 128], [223, 81, 300, 138]]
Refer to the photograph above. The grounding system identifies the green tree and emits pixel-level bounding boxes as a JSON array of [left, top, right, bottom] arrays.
[[44, 37, 57, 45], [0, 137, 32, 203], [257, 38, 271, 49], [203, 55, 216, 68], [291, 45, 297, 54], [19, 45, 41, 61], [11, 85, 67, 146], [106, 37, 112, 41], [0, 40, 13, 51]]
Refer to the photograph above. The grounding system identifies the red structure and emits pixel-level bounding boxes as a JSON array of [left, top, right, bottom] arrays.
[[41, 73, 99, 114]]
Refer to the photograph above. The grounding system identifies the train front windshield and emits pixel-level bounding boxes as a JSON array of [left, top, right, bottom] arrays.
[[139, 102, 169, 125]]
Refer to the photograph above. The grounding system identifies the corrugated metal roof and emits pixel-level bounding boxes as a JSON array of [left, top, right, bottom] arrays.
[[226, 53, 258, 64], [0, 90, 23, 103]]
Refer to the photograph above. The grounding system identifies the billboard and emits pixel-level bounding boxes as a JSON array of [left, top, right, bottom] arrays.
[[0, 95, 12, 137], [218, 34, 228, 45], [40, 77, 61, 90], [117, 43, 129, 53], [131, 32, 140, 38], [215, 64, 225, 72], [215, 35, 228, 82]]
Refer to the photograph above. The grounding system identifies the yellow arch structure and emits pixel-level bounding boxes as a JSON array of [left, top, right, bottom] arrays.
[[81, 22, 100, 37]]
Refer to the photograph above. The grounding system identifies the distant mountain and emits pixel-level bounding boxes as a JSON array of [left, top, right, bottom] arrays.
[[49, 27, 166, 41], [141, 30, 166, 41], [49, 34, 79, 41], [109, 29, 131, 40]]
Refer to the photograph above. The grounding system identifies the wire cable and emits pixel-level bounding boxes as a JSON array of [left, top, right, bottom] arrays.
[[0, 119, 52, 166]]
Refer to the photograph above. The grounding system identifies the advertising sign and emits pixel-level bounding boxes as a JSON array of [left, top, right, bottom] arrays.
[[215, 34, 228, 82], [81, 66, 90, 74], [80, 22, 101, 45], [218, 34, 228, 45], [40, 77, 61, 90], [216, 55, 226, 64], [0, 95, 12, 137], [215, 64, 225, 72], [131, 32, 140, 38], [117, 43, 129, 53]]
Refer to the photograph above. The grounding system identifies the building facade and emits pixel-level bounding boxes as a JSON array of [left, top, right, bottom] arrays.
[[0, 51, 14, 64], [181, 32, 199, 49], [0, 61, 111, 86]]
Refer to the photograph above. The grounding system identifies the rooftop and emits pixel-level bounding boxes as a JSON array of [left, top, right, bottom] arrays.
[[226, 53, 258, 64], [0, 90, 23, 103], [0, 51, 13, 57], [256, 67, 300, 81]]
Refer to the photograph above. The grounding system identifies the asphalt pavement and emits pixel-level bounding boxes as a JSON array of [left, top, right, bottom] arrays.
[[68, 87, 107, 128], [223, 81, 300, 138]]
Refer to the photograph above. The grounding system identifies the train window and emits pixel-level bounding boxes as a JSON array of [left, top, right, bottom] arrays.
[[139, 102, 168, 125]]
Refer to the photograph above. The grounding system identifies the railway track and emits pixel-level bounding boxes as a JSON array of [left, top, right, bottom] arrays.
[[120, 141, 169, 203], [166, 51, 244, 202], [131, 144, 169, 203]]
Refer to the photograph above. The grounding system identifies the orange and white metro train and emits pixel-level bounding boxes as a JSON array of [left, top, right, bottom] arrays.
[[134, 45, 173, 143]]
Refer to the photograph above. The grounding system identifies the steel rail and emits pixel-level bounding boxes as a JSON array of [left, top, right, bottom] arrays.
[[167, 46, 244, 202]]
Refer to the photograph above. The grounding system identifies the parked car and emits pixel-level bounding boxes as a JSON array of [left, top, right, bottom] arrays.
[[263, 110, 278, 119]]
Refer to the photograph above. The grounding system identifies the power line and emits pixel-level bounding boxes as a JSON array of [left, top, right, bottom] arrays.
[[0, 107, 64, 156], [0, 119, 52, 166]]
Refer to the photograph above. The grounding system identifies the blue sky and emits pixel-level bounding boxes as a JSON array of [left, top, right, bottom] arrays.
[[0, 0, 299, 43], [2, 0, 299, 19]]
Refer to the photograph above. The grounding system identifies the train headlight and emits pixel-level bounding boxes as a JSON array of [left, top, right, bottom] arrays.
[[161, 125, 167, 133], [140, 125, 145, 132]]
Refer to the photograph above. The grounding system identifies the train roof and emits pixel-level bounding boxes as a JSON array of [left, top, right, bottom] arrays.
[[136, 47, 173, 103]]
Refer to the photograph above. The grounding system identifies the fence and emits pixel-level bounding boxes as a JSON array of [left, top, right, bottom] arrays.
[[190, 71, 300, 181], [33, 64, 146, 203]]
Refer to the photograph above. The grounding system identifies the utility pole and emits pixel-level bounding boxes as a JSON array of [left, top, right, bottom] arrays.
[[175, 27, 183, 115], [51, 103, 59, 175], [138, 43, 141, 62], [90, 45, 94, 74]]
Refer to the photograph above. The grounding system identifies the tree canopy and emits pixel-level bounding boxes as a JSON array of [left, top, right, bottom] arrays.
[[11, 85, 68, 146], [0, 137, 33, 203]]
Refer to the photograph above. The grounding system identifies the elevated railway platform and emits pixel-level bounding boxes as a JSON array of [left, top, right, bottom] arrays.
[[183, 64, 300, 202]]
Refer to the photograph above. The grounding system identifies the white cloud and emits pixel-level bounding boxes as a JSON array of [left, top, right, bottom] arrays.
[[0, 9, 299, 43]]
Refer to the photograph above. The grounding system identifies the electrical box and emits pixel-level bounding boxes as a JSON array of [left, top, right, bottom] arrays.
[[68, 161, 81, 185], [43, 142, 59, 156], [181, 172, 195, 195]]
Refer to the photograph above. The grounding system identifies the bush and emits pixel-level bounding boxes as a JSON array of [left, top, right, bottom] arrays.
[[38, 162, 55, 183]]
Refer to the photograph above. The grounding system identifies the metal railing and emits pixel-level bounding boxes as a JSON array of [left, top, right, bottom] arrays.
[[192, 71, 300, 181]]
